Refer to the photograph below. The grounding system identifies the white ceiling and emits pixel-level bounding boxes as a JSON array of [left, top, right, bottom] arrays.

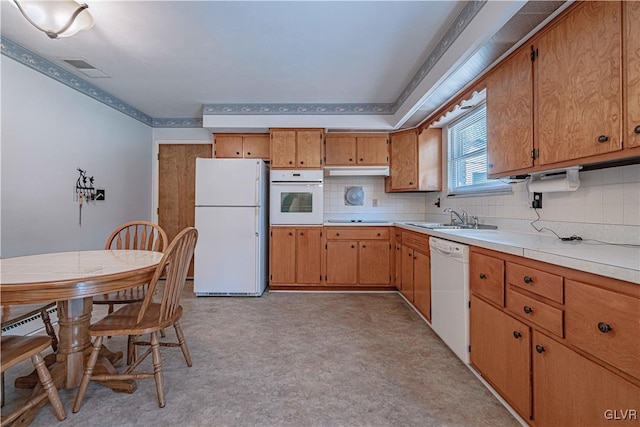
[[0, 1, 566, 130]]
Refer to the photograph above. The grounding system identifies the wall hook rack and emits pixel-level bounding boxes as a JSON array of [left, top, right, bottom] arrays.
[[74, 168, 98, 226]]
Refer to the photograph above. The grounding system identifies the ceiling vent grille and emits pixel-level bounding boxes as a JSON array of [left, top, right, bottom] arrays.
[[62, 58, 110, 78]]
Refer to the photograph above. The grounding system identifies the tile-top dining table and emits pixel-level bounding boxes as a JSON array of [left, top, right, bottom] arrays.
[[0, 249, 164, 395]]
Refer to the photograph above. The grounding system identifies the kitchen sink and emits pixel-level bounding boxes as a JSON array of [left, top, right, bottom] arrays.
[[407, 222, 497, 230]]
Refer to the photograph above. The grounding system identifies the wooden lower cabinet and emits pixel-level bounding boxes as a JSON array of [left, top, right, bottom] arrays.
[[470, 296, 531, 419], [401, 246, 415, 302], [270, 227, 322, 285], [400, 245, 430, 320], [532, 331, 640, 426], [324, 227, 391, 286]]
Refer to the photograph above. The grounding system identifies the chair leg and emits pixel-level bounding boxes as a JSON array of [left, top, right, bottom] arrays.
[[150, 332, 165, 408], [73, 336, 104, 413], [127, 335, 136, 365], [1, 372, 4, 408], [40, 309, 58, 353], [32, 352, 66, 421], [173, 321, 192, 367]]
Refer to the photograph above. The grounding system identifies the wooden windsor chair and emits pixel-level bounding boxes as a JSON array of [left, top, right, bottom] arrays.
[[93, 221, 168, 364], [73, 227, 198, 411], [1, 335, 66, 426]]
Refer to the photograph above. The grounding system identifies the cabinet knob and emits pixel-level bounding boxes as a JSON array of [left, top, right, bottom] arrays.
[[479, 273, 486, 280], [513, 331, 522, 339], [597, 135, 609, 143], [597, 322, 612, 333], [523, 306, 533, 314], [289, 161, 293, 164], [377, 233, 381, 236], [300, 161, 304, 164], [236, 152, 240, 155], [247, 152, 251, 155], [336, 233, 340, 236], [634, 125, 640, 134], [288, 232, 293, 236], [409, 182, 413, 185], [535, 344, 545, 354], [349, 158, 353, 162], [523, 276, 533, 284], [359, 158, 363, 161], [351, 245, 355, 249], [300, 232, 304, 236], [362, 245, 366, 248], [488, 163, 494, 169]]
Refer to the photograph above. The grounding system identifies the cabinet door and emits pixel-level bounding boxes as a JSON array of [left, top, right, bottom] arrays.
[[214, 135, 243, 158], [326, 241, 358, 285], [389, 131, 418, 190], [470, 296, 531, 420], [401, 246, 414, 302], [296, 228, 322, 284], [417, 128, 442, 191], [270, 228, 296, 284], [470, 252, 505, 307], [533, 331, 640, 426], [413, 251, 430, 321], [536, 2, 622, 165], [395, 242, 403, 291], [625, 1, 640, 148], [243, 135, 270, 160], [296, 130, 323, 168], [325, 135, 356, 165], [486, 48, 533, 176], [356, 135, 388, 165], [270, 130, 297, 168], [358, 241, 390, 285]]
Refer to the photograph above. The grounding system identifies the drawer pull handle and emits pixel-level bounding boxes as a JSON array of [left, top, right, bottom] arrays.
[[535, 345, 545, 354], [597, 322, 612, 333], [523, 306, 533, 314], [523, 276, 533, 284], [479, 273, 486, 280], [513, 331, 522, 339], [597, 135, 609, 143]]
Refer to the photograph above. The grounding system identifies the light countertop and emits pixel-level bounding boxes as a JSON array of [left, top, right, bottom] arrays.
[[396, 223, 640, 285]]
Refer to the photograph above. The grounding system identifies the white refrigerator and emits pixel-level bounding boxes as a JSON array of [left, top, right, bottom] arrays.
[[194, 158, 268, 296]]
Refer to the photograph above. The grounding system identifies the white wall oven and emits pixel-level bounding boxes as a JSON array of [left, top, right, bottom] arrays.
[[270, 170, 323, 225]]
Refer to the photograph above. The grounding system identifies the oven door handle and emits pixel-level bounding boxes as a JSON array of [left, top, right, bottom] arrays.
[[271, 181, 323, 185]]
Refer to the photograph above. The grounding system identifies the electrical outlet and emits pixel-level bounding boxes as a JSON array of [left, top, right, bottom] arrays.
[[372, 198, 378, 207], [532, 192, 542, 209]]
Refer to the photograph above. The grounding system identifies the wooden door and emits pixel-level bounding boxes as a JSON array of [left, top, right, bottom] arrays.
[[470, 296, 531, 419], [296, 130, 323, 168], [356, 135, 388, 165], [213, 135, 243, 158], [325, 135, 356, 165], [389, 130, 417, 190], [401, 246, 414, 302], [243, 135, 270, 160], [413, 251, 430, 320], [358, 241, 390, 285], [536, 1, 622, 165], [158, 144, 211, 276], [625, 1, 640, 148], [270, 227, 296, 284], [270, 130, 296, 168], [486, 48, 533, 176], [532, 331, 640, 426], [325, 241, 358, 285], [296, 228, 322, 284]]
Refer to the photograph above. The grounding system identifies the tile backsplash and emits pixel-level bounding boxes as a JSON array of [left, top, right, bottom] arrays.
[[323, 176, 427, 221]]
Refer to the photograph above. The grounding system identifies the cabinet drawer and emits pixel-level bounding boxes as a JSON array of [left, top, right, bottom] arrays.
[[506, 289, 563, 337], [325, 227, 389, 240], [401, 231, 429, 253], [507, 263, 563, 303], [470, 252, 505, 306], [565, 280, 640, 380]]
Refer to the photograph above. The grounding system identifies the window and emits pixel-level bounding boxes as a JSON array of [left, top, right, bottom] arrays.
[[448, 103, 510, 195]]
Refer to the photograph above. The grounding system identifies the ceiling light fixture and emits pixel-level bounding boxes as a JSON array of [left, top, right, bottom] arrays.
[[12, 0, 94, 39]]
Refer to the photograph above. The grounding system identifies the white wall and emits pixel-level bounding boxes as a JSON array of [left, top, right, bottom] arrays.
[[1, 58, 153, 257]]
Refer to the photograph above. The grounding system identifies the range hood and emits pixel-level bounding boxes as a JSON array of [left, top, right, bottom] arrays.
[[323, 166, 390, 177]]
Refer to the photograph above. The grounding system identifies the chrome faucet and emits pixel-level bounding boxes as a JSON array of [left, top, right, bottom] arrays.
[[444, 208, 468, 225]]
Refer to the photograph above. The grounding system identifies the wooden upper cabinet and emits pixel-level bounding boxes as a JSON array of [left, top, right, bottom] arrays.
[[388, 129, 418, 191], [625, 1, 640, 149], [270, 129, 323, 169], [417, 128, 442, 192], [486, 48, 534, 177], [324, 134, 389, 166], [214, 134, 270, 160], [535, 1, 623, 165]]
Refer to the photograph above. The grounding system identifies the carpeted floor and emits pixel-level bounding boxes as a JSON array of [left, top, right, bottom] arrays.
[[3, 283, 519, 426]]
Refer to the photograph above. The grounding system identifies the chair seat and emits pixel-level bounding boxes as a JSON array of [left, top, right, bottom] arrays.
[[1, 302, 56, 328], [92, 285, 147, 304], [1, 336, 53, 372], [88, 302, 183, 337]]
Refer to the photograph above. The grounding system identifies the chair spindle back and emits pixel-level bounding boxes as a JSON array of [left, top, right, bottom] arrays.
[[105, 221, 168, 253]]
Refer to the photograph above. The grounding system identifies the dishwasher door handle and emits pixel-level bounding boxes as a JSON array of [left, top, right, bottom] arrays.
[[432, 246, 452, 256]]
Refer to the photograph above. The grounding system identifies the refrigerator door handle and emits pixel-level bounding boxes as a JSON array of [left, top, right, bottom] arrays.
[[255, 161, 260, 206]]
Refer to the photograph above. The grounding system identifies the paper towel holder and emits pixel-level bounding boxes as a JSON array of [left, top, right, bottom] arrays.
[[527, 166, 582, 193]]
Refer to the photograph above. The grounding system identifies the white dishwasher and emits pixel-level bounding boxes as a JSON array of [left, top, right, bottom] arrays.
[[429, 236, 470, 364]]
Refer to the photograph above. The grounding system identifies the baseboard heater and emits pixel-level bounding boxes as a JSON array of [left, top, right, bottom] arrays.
[[1, 306, 58, 336]]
